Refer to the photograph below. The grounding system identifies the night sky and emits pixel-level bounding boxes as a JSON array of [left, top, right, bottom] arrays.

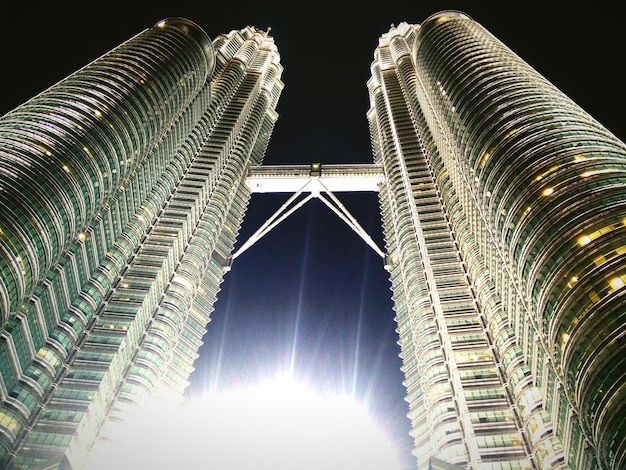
[[1, 2, 623, 468]]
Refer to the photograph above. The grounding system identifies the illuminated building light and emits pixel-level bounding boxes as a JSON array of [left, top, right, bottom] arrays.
[[578, 224, 622, 248], [593, 255, 607, 267], [478, 151, 491, 167], [534, 165, 561, 182], [581, 168, 617, 178], [609, 277, 625, 290]]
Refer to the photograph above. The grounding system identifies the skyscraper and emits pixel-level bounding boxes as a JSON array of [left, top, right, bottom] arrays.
[[0, 18, 283, 469], [0, 10, 624, 470], [368, 11, 626, 470]]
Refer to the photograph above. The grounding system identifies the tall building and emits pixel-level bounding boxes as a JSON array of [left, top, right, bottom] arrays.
[[0, 18, 283, 469], [0, 10, 625, 470], [368, 11, 626, 470]]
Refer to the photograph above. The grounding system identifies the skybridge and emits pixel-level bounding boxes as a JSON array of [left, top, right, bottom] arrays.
[[230, 163, 385, 263]]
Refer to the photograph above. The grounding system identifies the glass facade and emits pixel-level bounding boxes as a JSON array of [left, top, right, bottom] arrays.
[[0, 18, 283, 469], [368, 12, 626, 470]]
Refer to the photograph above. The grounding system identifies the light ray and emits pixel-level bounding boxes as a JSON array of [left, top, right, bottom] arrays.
[[289, 204, 314, 375], [208, 277, 234, 393]]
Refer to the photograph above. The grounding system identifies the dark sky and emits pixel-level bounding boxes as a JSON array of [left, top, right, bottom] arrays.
[[1, 2, 623, 468]]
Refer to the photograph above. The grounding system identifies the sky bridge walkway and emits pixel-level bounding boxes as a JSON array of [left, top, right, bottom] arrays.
[[230, 163, 386, 264]]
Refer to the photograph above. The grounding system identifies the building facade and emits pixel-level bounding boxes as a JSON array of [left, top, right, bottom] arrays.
[[368, 11, 626, 470], [0, 18, 282, 468]]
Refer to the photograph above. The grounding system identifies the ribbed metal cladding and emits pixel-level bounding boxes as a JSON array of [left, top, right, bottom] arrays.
[[0, 18, 216, 468], [0, 17, 214, 322], [404, 10, 626, 469], [369, 21, 535, 469], [0, 18, 283, 469]]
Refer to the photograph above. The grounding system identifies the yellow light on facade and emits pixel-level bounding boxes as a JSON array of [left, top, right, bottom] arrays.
[[542, 187, 554, 196], [478, 150, 491, 167], [609, 277, 625, 290], [578, 235, 591, 246], [561, 333, 570, 344], [78, 232, 87, 241], [534, 165, 560, 182], [62, 165, 70, 173], [581, 169, 615, 178], [567, 276, 579, 288]]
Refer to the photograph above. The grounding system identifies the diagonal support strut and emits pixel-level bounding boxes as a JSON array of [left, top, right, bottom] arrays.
[[230, 169, 385, 263]]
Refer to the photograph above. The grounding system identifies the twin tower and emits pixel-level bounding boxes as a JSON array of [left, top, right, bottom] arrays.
[[0, 11, 624, 469]]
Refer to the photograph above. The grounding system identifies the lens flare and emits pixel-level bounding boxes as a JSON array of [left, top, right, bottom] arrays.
[[83, 376, 405, 470]]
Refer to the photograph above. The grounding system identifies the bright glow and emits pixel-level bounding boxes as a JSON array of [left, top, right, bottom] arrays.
[[609, 276, 625, 290], [534, 165, 561, 182], [581, 168, 617, 178], [567, 275, 579, 288], [578, 235, 591, 246], [541, 187, 554, 196], [83, 376, 405, 470]]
